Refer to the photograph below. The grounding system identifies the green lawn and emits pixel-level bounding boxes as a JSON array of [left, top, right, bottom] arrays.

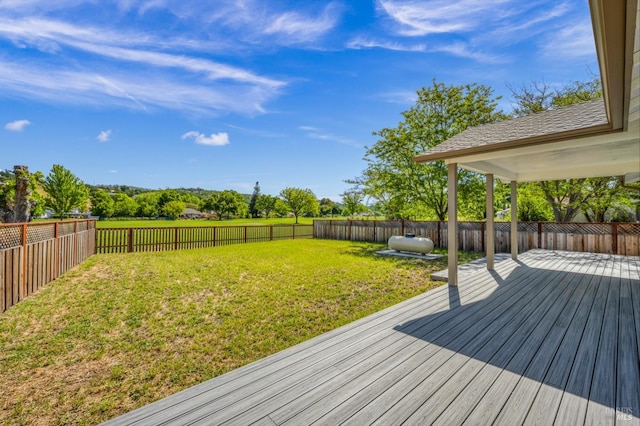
[[0, 239, 482, 425]]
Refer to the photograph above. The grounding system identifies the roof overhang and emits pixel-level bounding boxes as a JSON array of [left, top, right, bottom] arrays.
[[445, 122, 639, 182], [414, 0, 640, 184]]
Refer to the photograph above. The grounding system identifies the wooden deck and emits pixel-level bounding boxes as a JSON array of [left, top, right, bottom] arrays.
[[105, 250, 640, 426]]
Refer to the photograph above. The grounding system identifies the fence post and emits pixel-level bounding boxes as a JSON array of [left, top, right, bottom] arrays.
[[348, 220, 352, 241], [292, 224, 296, 240], [21, 223, 27, 300], [128, 228, 134, 252], [73, 221, 78, 264], [481, 222, 485, 252], [401, 219, 405, 236], [213, 226, 217, 247], [270, 225, 273, 241], [612, 223, 618, 255], [538, 222, 543, 249], [54, 222, 59, 278], [174, 227, 179, 251], [437, 221, 441, 248], [373, 220, 377, 243]]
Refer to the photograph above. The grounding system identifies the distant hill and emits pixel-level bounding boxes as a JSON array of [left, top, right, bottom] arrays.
[[88, 184, 250, 200]]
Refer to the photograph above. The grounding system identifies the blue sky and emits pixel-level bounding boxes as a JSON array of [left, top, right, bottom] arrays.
[[1, 0, 598, 200]]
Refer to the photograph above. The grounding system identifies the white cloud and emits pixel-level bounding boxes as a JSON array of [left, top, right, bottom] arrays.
[[347, 37, 426, 52], [0, 15, 285, 115], [4, 119, 31, 132], [109, 169, 118, 173], [182, 131, 230, 146], [541, 21, 596, 59], [97, 130, 112, 142], [377, 0, 509, 36], [0, 60, 278, 115], [300, 126, 361, 148], [263, 3, 341, 44], [377, 90, 417, 105], [431, 42, 506, 63]]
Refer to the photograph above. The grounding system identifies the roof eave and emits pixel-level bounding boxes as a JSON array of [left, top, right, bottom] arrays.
[[413, 122, 615, 164], [589, 0, 635, 131]]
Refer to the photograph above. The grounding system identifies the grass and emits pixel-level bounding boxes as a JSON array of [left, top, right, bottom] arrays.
[[0, 239, 482, 425]]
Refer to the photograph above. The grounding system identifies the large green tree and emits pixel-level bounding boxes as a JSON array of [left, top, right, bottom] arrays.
[[42, 164, 89, 219], [113, 193, 138, 217], [255, 194, 278, 218], [279, 187, 319, 223], [358, 80, 505, 220], [341, 189, 366, 217], [203, 190, 247, 220], [162, 200, 186, 220], [90, 189, 115, 218], [135, 192, 161, 217]]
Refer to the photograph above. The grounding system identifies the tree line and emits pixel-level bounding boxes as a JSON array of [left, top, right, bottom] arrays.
[[0, 168, 340, 224]]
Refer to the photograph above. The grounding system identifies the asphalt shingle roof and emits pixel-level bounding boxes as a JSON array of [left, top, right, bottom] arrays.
[[415, 98, 609, 162]]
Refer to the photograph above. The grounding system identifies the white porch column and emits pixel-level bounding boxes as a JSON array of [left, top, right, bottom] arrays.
[[486, 174, 495, 270], [448, 163, 458, 286], [510, 180, 518, 260]]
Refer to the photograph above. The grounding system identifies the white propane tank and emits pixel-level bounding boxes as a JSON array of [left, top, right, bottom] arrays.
[[388, 233, 434, 255]]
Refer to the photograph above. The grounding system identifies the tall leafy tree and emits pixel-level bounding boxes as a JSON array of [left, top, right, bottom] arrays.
[[91, 189, 115, 218], [255, 194, 277, 218], [113, 193, 138, 217], [42, 164, 89, 219], [162, 200, 185, 220], [580, 177, 632, 222], [135, 192, 161, 217], [359, 80, 505, 220], [249, 181, 261, 218], [319, 197, 338, 217], [203, 190, 247, 220], [341, 189, 366, 217], [279, 187, 319, 223]]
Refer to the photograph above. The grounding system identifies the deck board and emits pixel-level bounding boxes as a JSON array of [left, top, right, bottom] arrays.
[[104, 250, 640, 426]]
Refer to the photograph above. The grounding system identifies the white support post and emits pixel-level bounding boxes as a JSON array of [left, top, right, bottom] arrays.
[[510, 180, 518, 260], [448, 163, 458, 286], [486, 174, 495, 270]]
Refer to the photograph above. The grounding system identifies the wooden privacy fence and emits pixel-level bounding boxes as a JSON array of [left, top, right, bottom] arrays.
[[313, 220, 640, 256], [0, 219, 96, 313], [96, 224, 314, 253]]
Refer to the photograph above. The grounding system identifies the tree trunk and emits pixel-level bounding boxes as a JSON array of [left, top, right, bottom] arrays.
[[13, 165, 32, 223]]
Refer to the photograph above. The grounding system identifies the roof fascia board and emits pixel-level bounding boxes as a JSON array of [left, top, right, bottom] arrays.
[[433, 127, 630, 165], [590, 0, 628, 130], [413, 123, 614, 163]]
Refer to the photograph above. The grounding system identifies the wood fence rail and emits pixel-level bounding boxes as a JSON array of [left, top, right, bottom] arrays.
[[0, 219, 96, 313], [313, 220, 640, 257], [95, 224, 313, 254]]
